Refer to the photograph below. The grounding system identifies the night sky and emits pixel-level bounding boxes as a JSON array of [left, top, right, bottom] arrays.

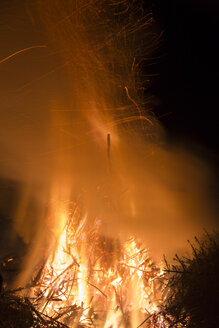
[[149, 0, 219, 164]]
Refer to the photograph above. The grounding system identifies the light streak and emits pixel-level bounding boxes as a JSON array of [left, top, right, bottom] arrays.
[[0, 45, 47, 65]]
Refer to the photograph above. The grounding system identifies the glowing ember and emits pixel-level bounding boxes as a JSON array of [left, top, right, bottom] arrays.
[[31, 201, 164, 327]]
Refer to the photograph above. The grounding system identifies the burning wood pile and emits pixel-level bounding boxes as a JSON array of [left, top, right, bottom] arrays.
[[1, 230, 218, 327], [27, 203, 165, 327]]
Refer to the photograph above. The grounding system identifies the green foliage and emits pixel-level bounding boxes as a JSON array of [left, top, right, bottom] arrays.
[[160, 231, 219, 328]]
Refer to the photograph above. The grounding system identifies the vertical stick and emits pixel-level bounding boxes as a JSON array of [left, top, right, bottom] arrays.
[[107, 133, 111, 173]]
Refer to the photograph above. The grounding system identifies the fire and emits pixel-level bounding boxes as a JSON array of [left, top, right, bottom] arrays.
[[31, 199, 164, 327], [1, 1, 217, 327]]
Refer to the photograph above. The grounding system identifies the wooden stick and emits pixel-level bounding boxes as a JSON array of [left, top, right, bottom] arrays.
[[107, 133, 111, 173]]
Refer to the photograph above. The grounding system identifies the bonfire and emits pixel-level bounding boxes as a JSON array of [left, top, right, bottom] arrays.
[[29, 201, 165, 327], [1, 1, 217, 327]]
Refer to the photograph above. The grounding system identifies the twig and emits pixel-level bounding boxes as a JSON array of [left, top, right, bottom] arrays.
[[136, 314, 153, 328], [87, 281, 107, 298]]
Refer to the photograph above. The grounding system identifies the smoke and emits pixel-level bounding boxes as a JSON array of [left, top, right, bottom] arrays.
[[104, 138, 217, 259], [0, 0, 217, 286]]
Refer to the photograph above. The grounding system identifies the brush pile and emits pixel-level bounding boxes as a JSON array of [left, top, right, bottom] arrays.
[[0, 289, 73, 328], [160, 231, 219, 328]]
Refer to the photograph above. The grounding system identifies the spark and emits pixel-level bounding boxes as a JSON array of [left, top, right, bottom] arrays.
[[109, 115, 154, 127], [0, 45, 47, 65]]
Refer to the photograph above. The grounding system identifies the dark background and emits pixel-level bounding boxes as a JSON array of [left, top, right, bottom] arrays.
[[148, 0, 219, 165]]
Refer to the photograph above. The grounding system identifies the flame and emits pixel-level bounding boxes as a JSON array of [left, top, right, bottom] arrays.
[[31, 200, 164, 327]]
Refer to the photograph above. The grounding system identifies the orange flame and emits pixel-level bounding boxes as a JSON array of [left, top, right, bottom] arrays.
[[32, 201, 164, 327]]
